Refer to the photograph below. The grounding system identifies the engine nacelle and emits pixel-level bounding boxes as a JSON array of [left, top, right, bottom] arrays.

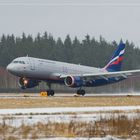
[[64, 76, 83, 87], [18, 77, 39, 89]]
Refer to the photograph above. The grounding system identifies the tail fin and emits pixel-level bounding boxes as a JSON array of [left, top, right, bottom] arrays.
[[104, 42, 125, 72]]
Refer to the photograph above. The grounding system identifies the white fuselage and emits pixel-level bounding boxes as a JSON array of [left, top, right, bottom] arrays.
[[7, 57, 104, 81]]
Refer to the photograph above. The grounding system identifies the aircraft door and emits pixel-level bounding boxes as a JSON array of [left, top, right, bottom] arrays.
[[29, 57, 35, 71]]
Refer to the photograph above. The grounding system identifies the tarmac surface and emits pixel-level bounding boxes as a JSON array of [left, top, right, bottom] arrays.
[[0, 92, 140, 98]]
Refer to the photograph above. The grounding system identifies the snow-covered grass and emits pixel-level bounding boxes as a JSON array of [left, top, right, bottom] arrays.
[[0, 112, 140, 127], [35, 136, 128, 140], [0, 114, 140, 139], [0, 106, 140, 115], [0, 106, 139, 139]]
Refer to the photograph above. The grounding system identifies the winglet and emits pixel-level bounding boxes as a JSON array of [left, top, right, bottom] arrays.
[[104, 42, 125, 72]]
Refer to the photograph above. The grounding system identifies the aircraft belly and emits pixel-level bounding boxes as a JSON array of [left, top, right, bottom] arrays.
[[85, 77, 125, 87]]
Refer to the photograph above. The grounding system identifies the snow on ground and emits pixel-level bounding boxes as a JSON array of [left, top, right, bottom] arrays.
[[0, 106, 140, 115], [37, 136, 129, 140], [0, 106, 139, 127], [0, 107, 138, 139], [1, 112, 139, 127]]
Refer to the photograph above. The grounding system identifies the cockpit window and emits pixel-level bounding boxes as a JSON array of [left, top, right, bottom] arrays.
[[13, 61, 25, 64], [13, 61, 18, 63], [19, 61, 25, 64]]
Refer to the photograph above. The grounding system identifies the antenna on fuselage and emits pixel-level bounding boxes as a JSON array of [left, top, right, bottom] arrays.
[[26, 54, 29, 57]]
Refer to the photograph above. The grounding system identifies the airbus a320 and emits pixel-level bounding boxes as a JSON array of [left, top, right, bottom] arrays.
[[7, 43, 140, 96]]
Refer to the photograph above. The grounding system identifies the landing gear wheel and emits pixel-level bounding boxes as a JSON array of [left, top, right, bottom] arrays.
[[77, 89, 85, 96], [47, 90, 55, 96], [81, 90, 85, 96], [46, 83, 55, 96]]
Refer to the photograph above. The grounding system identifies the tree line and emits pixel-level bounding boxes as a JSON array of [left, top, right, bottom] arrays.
[[0, 32, 140, 70], [0, 31, 140, 92]]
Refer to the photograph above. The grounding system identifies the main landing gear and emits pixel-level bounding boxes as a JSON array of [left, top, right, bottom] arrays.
[[41, 83, 85, 96], [47, 90, 55, 96], [76, 89, 86, 96], [47, 83, 55, 96]]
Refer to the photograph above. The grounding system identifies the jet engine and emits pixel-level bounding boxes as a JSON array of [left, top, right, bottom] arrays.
[[18, 77, 39, 89], [64, 76, 84, 87]]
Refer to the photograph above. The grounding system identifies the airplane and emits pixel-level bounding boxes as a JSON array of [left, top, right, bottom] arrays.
[[6, 42, 140, 96]]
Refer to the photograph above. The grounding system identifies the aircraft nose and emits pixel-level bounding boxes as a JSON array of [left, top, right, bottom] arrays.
[[6, 64, 16, 73], [6, 64, 12, 72], [7, 63, 26, 75]]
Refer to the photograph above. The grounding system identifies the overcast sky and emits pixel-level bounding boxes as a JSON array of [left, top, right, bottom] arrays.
[[0, 0, 140, 46]]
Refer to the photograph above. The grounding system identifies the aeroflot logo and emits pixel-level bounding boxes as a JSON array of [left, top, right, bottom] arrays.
[[109, 49, 125, 66]]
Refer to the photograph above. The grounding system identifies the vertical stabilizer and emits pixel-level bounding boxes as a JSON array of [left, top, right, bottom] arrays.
[[104, 43, 125, 72]]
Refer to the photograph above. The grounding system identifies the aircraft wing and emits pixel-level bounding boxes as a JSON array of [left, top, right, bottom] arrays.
[[60, 69, 140, 80]]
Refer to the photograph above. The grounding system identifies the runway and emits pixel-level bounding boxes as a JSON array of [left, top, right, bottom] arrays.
[[0, 92, 140, 98]]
